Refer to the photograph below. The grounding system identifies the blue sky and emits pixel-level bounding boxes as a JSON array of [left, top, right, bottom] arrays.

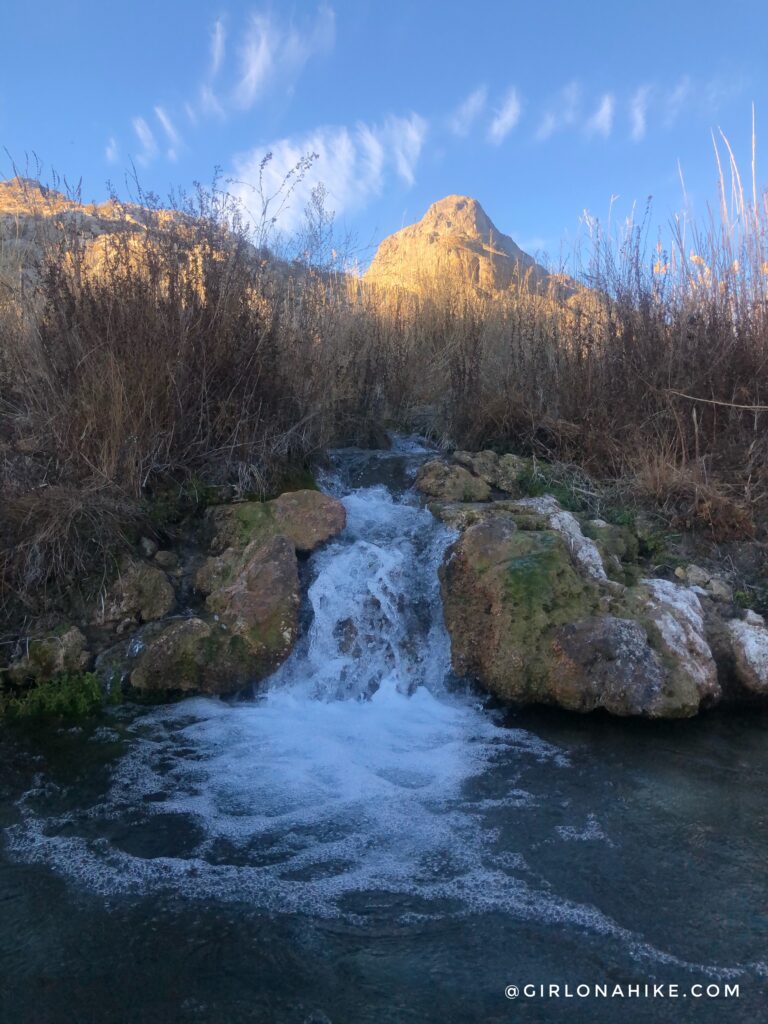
[[1, 0, 765, 266]]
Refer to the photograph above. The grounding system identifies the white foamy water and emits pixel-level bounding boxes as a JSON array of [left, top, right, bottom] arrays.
[[5, 458, 759, 978]]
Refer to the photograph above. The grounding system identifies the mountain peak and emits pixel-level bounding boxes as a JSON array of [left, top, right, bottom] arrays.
[[417, 193, 495, 237], [364, 194, 550, 296]]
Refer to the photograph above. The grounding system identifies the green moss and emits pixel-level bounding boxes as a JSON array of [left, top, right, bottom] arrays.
[[233, 502, 275, 546], [582, 521, 641, 585], [500, 531, 598, 694], [1, 672, 112, 720]]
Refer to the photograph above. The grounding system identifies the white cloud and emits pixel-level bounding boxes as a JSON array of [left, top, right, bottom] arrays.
[[210, 18, 226, 78], [132, 117, 158, 166], [488, 87, 522, 145], [199, 85, 225, 119], [155, 106, 181, 147], [665, 75, 691, 126], [536, 81, 581, 140], [449, 86, 487, 137], [234, 5, 335, 110], [105, 137, 118, 164], [629, 85, 652, 141], [235, 15, 274, 108], [585, 93, 615, 138], [230, 113, 427, 233]]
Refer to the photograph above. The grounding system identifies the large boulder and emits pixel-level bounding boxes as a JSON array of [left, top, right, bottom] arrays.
[[204, 535, 300, 677], [440, 516, 600, 705], [726, 613, 768, 697], [128, 536, 300, 696], [129, 618, 256, 695], [438, 498, 721, 718], [205, 489, 346, 555]]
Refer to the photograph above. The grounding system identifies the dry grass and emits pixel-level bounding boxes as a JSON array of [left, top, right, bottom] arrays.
[[2, 135, 768, 620]]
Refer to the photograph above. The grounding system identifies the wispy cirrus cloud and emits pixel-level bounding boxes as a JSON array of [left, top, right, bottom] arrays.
[[664, 75, 692, 126], [584, 93, 615, 138], [210, 18, 226, 78], [449, 86, 487, 137], [132, 117, 158, 166], [230, 113, 427, 232], [154, 106, 182, 161], [629, 85, 652, 141], [105, 137, 119, 164], [488, 87, 522, 144], [535, 81, 581, 141], [234, 5, 335, 110], [110, 7, 336, 168]]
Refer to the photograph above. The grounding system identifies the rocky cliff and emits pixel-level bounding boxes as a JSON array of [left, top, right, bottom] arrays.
[[365, 194, 569, 298]]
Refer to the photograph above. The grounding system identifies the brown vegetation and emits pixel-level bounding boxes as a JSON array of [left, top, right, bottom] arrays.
[[2, 142, 768, 626]]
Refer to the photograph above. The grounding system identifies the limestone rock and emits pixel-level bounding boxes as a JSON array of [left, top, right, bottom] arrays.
[[507, 495, 608, 581], [630, 579, 720, 712], [364, 195, 565, 298], [98, 563, 175, 625], [706, 577, 734, 602], [440, 516, 599, 702], [205, 535, 300, 676], [205, 490, 346, 555], [415, 460, 491, 502], [268, 489, 347, 553], [438, 501, 721, 718], [452, 450, 528, 493], [129, 618, 255, 695], [550, 616, 669, 715], [139, 536, 158, 559], [7, 626, 90, 684], [727, 617, 768, 696], [153, 549, 179, 571]]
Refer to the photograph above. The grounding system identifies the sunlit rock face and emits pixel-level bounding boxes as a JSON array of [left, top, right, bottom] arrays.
[[364, 194, 567, 297]]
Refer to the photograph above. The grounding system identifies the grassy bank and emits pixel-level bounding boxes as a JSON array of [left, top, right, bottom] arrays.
[[1, 152, 768, 630]]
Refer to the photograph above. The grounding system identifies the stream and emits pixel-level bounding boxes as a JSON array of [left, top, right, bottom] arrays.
[[1, 439, 767, 1022]]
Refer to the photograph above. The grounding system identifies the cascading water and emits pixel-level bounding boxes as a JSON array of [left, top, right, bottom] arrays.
[[3, 439, 767, 1023]]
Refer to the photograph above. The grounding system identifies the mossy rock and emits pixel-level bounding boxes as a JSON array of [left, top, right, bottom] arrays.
[[440, 518, 599, 702], [205, 490, 346, 556], [582, 520, 641, 585], [98, 563, 175, 625], [129, 618, 257, 695], [5, 626, 90, 686], [415, 461, 491, 503]]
